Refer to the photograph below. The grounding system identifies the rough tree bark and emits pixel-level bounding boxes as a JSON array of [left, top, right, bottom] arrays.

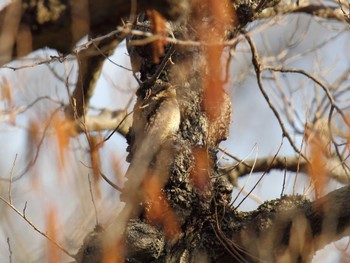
[[1, 1, 350, 263]]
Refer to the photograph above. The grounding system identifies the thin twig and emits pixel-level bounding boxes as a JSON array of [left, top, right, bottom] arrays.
[[0, 96, 63, 119], [23, 201, 27, 217], [244, 33, 309, 163], [0, 196, 74, 259], [239, 187, 263, 204], [7, 237, 12, 263], [0, 107, 63, 181], [338, 0, 350, 24], [264, 66, 350, 129], [263, 61, 350, 178], [145, 44, 176, 85], [99, 170, 123, 192], [8, 154, 17, 204], [212, 203, 260, 262], [46, 64, 76, 86], [328, 106, 350, 179], [1, 27, 243, 72], [225, 155, 309, 179], [88, 174, 99, 225], [231, 146, 259, 206], [99, 110, 133, 146], [2, 54, 68, 70], [235, 140, 284, 210], [91, 41, 132, 71], [293, 120, 308, 195], [281, 157, 287, 198], [79, 161, 123, 191], [218, 147, 251, 168]]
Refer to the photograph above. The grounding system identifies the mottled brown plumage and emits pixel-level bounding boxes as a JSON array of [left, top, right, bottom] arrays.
[[121, 80, 180, 205]]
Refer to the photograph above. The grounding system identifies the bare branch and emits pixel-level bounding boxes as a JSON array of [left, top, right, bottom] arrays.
[[0, 96, 63, 124], [77, 109, 133, 138], [222, 155, 350, 185], [88, 174, 99, 226], [0, 195, 75, 259], [239, 185, 350, 262], [338, 0, 350, 24], [0, 107, 63, 182], [78, 161, 123, 192], [244, 33, 309, 162], [7, 237, 12, 263], [1, 55, 69, 71], [235, 140, 284, 209], [258, 3, 347, 23], [222, 155, 307, 181], [8, 154, 17, 205], [264, 66, 350, 127]]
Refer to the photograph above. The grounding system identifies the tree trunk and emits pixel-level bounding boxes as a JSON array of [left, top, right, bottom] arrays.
[[2, 1, 350, 262]]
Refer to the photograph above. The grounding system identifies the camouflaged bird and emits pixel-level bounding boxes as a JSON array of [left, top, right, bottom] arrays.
[[121, 80, 180, 207]]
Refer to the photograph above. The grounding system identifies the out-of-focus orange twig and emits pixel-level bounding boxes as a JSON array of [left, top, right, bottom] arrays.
[[47, 208, 60, 263], [143, 175, 181, 240], [308, 138, 329, 198], [190, 147, 212, 192], [87, 134, 103, 198], [0, 77, 15, 125], [201, 0, 235, 121], [147, 9, 168, 64], [53, 117, 76, 169]]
